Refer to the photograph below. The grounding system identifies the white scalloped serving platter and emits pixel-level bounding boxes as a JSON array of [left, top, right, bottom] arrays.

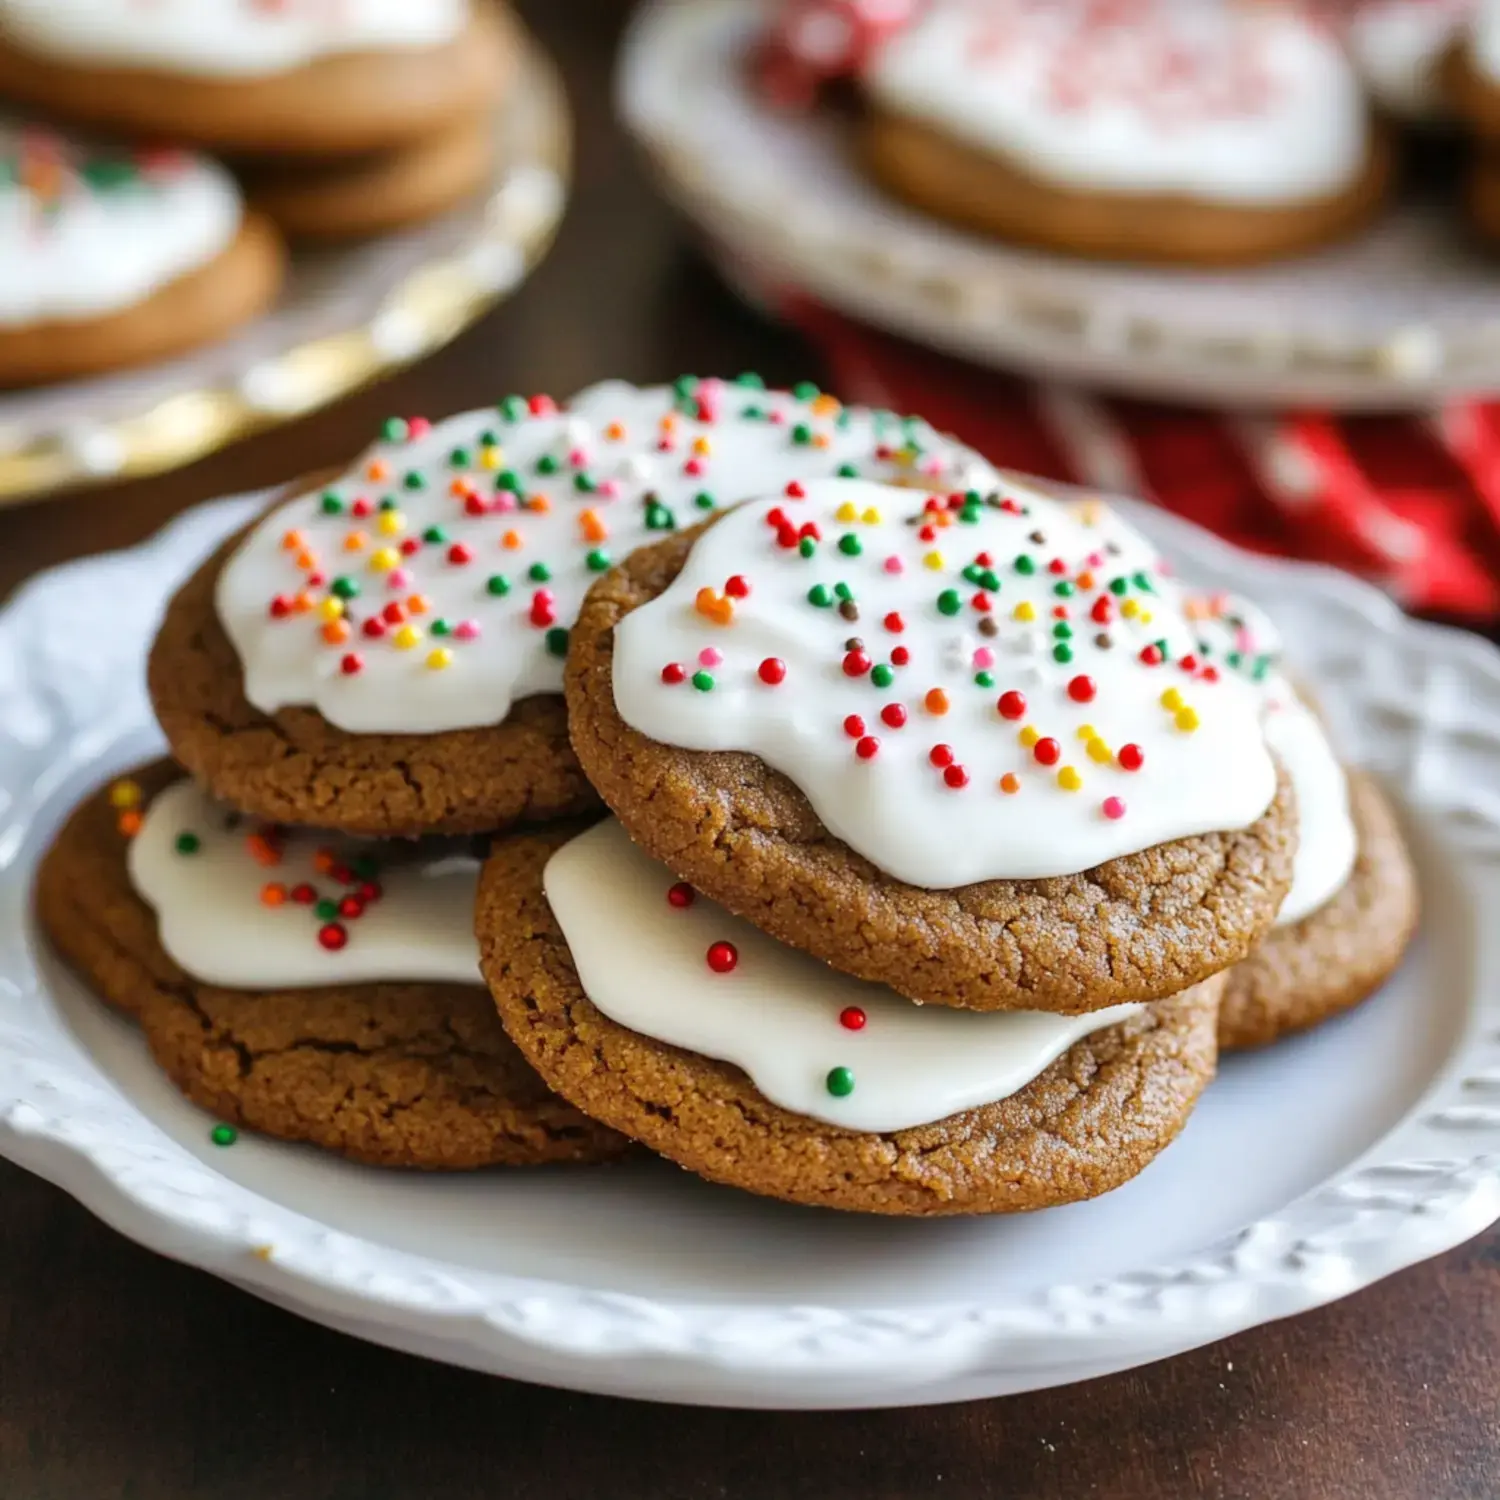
[[622, 0, 1500, 410], [1, 492, 1498, 1408]]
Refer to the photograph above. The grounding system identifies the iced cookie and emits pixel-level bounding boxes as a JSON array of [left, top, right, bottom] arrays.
[[0, 0, 509, 159], [859, 0, 1391, 265], [1180, 596, 1418, 1050], [149, 378, 999, 838], [567, 479, 1297, 1015], [0, 123, 283, 386], [1344, 0, 1472, 125], [243, 110, 495, 243], [478, 820, 1223, 1216], [36, 763, 628, 1169]]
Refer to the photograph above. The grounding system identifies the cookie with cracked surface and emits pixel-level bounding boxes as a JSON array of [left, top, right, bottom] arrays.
[[565, 515, 1298, 1016], [477, 820, 1224, 1216], [1220, 773, 1418, 1051], [35, 761, 628, 1169]]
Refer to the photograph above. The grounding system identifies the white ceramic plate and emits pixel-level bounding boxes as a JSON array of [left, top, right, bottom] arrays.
[[1, 493, 1498, 1409], [621, 0, 1500, 410], [0, 12, 568, 505]]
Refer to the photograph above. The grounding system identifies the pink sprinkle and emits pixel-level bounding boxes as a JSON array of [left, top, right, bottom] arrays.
[[1087, 551, 1105, 568], [407, 417, 432, 439], [454, 620, 481, 640], [920, 457, 943, 476], [1103, 797, 1126, 821], [598, 480, 622, 500], [972, 647, 994, 669], [494, 491, 518, 513], [768, 410, 786, 426], [684, 458, 706, 477], [883, 556, 904, 575], [698, 647, 723, 667], [387, 568, 411, 590], [568, 447, 588, 468]]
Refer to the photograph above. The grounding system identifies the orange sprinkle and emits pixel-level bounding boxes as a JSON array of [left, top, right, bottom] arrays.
[[294, 550, 317, 572], [366, 459, 389, 482], [313, 848, 336, 874], [924, 688, 950, 715], [692, 436, 712, 456], [117, 810, 143, 838], [342, 531, 367, 552], [260, 883, 286, 907], [811, 394, 842, 417], [659, 413, 679, 433], [321, 621, 349, 645], [246, 833, 281, 867], [293, 592, 314, 613], [526, 493, 551, 513], [605, 422, 626, 441], [502, 530, 522, 550], [694, 587, 734, 625], [580, 509, 608, 543], [449, 478, 471, 498], [812, 434, 831, 450], [281, 529, 304, 551], [1077, 570, 1095, 591], [999, 773, 1021, 795], [407, 593, 430, 614]]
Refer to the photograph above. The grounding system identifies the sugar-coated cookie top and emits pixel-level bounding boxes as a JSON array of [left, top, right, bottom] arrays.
[[121, 776, 481, 988], [0, 0, 468, 79], [863, 0, 1371, 205], [611, 477, 1279, 888], [214, 377, 998, 737], [1182, 592, 1355, 927], [0, 122, 240, 327], [545, 818, 1139, 1132], [1344, 0, 1471, 120]]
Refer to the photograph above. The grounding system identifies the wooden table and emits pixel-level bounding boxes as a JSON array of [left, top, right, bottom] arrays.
[[2, 5, 1496, 1495]]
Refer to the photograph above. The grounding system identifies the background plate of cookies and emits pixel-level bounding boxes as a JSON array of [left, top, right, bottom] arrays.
[[1, 379, 1497, 1409], [623, 0, 1500, 409]]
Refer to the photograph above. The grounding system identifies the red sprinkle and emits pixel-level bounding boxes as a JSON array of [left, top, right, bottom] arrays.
[[725, 575, 750, 598], [1180, 655, 1198, 673], [667, 882, 695, 909], [1139, 645, 1164, 666], [269, 595, 294, 619], [1067, 675, 1097, 704], [340, 653, 363, 675], [839, 1006, 867, 1031], [758, 657, 787, 685], [891, 646, 911, 667], [318, 923, 347, 951], [291, 884, 315, 904], [1118, 743, 1145, 772], [929, 744, 954, 768], [528, 395, 558, 416], [706, 941, 738, 974], [785, 481, 806, 498], [883, 611, 905, 633], [1048, 558, 1067, 574], [1033, 738, 1061, 767], [943, 764, 970, 789], [855, 735, 880, 760], [997, 690, 1027, 720], [338, 895, 364, 918], [1091, 597, 1113, 624], [842, 650, 871, 677], [880, 704, 907, 728], [661, 663, 687, 684], [1102, 797, 1127, 821], [844, 715, 866, 738], [359, 882, 382, 903], [447, 543, 474, 566], [362, 618, 386, 639], [400, 538, 421, 556], [382, 602, 405, 624]]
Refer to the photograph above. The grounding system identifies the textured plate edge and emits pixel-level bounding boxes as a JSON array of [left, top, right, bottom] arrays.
[[0, 487, 1497, 1399]]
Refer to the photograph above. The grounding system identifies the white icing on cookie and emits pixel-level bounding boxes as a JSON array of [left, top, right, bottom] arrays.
[[545, 819, 1140, 1133], [1345, 0, 1470, 121], [863, 0, 1371, 205], [0, 124, 240, 327], [0, 0, 468, 79], [1183, 594, 1356, 928], [215, 378, 998, 737], [127, 779, 480, 988], [612, 478, 1278, 889]]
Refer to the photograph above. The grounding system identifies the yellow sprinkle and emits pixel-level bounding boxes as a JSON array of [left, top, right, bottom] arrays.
[[1076, 724, 1096, 741], [108, 779, 141, 810], [896, 446, 919, 468], [317, 598, 344, 623], [1176, 706, 1201, 733], [426, 647, 453, 670], [1087, 737, 1113, 764], [861, 506, 882, 524], [1019, 725, 1040, 748], [251, 1244, 274, 1262], [369, 547, 399, 573], [392, 624, 422, 650], [836, 500, 858, 523], [1160, 687, 1183, 712], [1058, 766, 1082, 791], [479, 447, 503, 471], [1079, 500, 1104, 527], [1140, 610, 1153, 624], [377, 510, 405, 536], [1012, 601, 1036, 622], [1121, 598, 1140, 619], [923, 551, 944, 571]]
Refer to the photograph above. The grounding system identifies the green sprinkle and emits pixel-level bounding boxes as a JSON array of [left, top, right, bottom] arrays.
[[574, 474, 596, 494], [1015, 555, 1036, 575], [352, 855, 379, 880], [692, 670, 715, 692], [422, 525, 448, 544], [319, 492, 344, 515], [499, 395, 527, 420], [478, 430, 499, 448], [974, 671, 995, 688], [210, 1124, 238, 1148], [836, 463, 858, 478], [838, 534, 862, 557], [174, 832, 200, 856], [1154, 638, 1171, 661], [826, 1066, 855, 1098], [586, 549, 611, 572], [1053, 643, 1074, 664], [808, 584, 833, 608], [1227, 650, 1243, 669], [645, 503, 676, 531], [402, 471, 425, 491], [1109, 577, 1129, 596], [497, 469, 521, 493], [799, 537, 816, 558], [431, 619, 452, 637], [330, 576, 359, 600], [833, 582, 854, 601], [979, 570, 1000, 591], [793, 381, 820, 400], [937, 589, 962, 616], [1054, 580, 1075, 598], [958, 505, 982, 524], [673, 374, 698, 399], [1133, 571, 1155, 593], [80, 159, 138, 190], [693, 491, 716, 510], [736, 371, 765, 389], [1252, 655, 1273, 682], [1053, 622, 1073, 640], [740, 405, 765, 421], [486, 575, 511, 596], [315, 899, 338, 921], [536, 454, 559, 476], [546, 628, 570, 658], [377, 496, 397, 511], [449, 447, 471, 469], [791, 424, 813, 446], [871, 663, 895, 688], [529, 562, 551, 583], [380, 417, 408, 443], [962, 564, 984, 584]]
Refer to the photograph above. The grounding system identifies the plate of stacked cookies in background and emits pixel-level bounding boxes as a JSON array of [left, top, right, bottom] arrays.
[[624, 0, 1500, 407], [3, 375, 1495, 1409], [0, 0, 568, 503]]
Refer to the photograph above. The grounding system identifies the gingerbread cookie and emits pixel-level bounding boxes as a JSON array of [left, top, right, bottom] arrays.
[[478, 819, 1223, 1216], [36, 762, 628, 1169], [567, 479, 1296, 1015], [150, 378, 999, 838], [1179, 594, 1417, 1049], [0, 0, 509, 159], [857, 0, 1390, 265], [0, 123, 283, 386], [243, 110, 495, 243]]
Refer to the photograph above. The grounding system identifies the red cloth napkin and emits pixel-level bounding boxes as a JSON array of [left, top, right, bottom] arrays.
[[783, 297, 1500, 622]]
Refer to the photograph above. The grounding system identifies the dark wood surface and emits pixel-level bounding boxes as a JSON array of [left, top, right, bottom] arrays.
[[1, 6, 1496, 1496]]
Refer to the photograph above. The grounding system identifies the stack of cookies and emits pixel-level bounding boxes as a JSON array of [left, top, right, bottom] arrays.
[[0, 0, 513, 385], [40, 376, 1417, 1209]]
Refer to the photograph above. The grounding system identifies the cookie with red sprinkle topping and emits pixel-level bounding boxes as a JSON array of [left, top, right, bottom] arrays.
[[36, 761, 628, 1169]]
